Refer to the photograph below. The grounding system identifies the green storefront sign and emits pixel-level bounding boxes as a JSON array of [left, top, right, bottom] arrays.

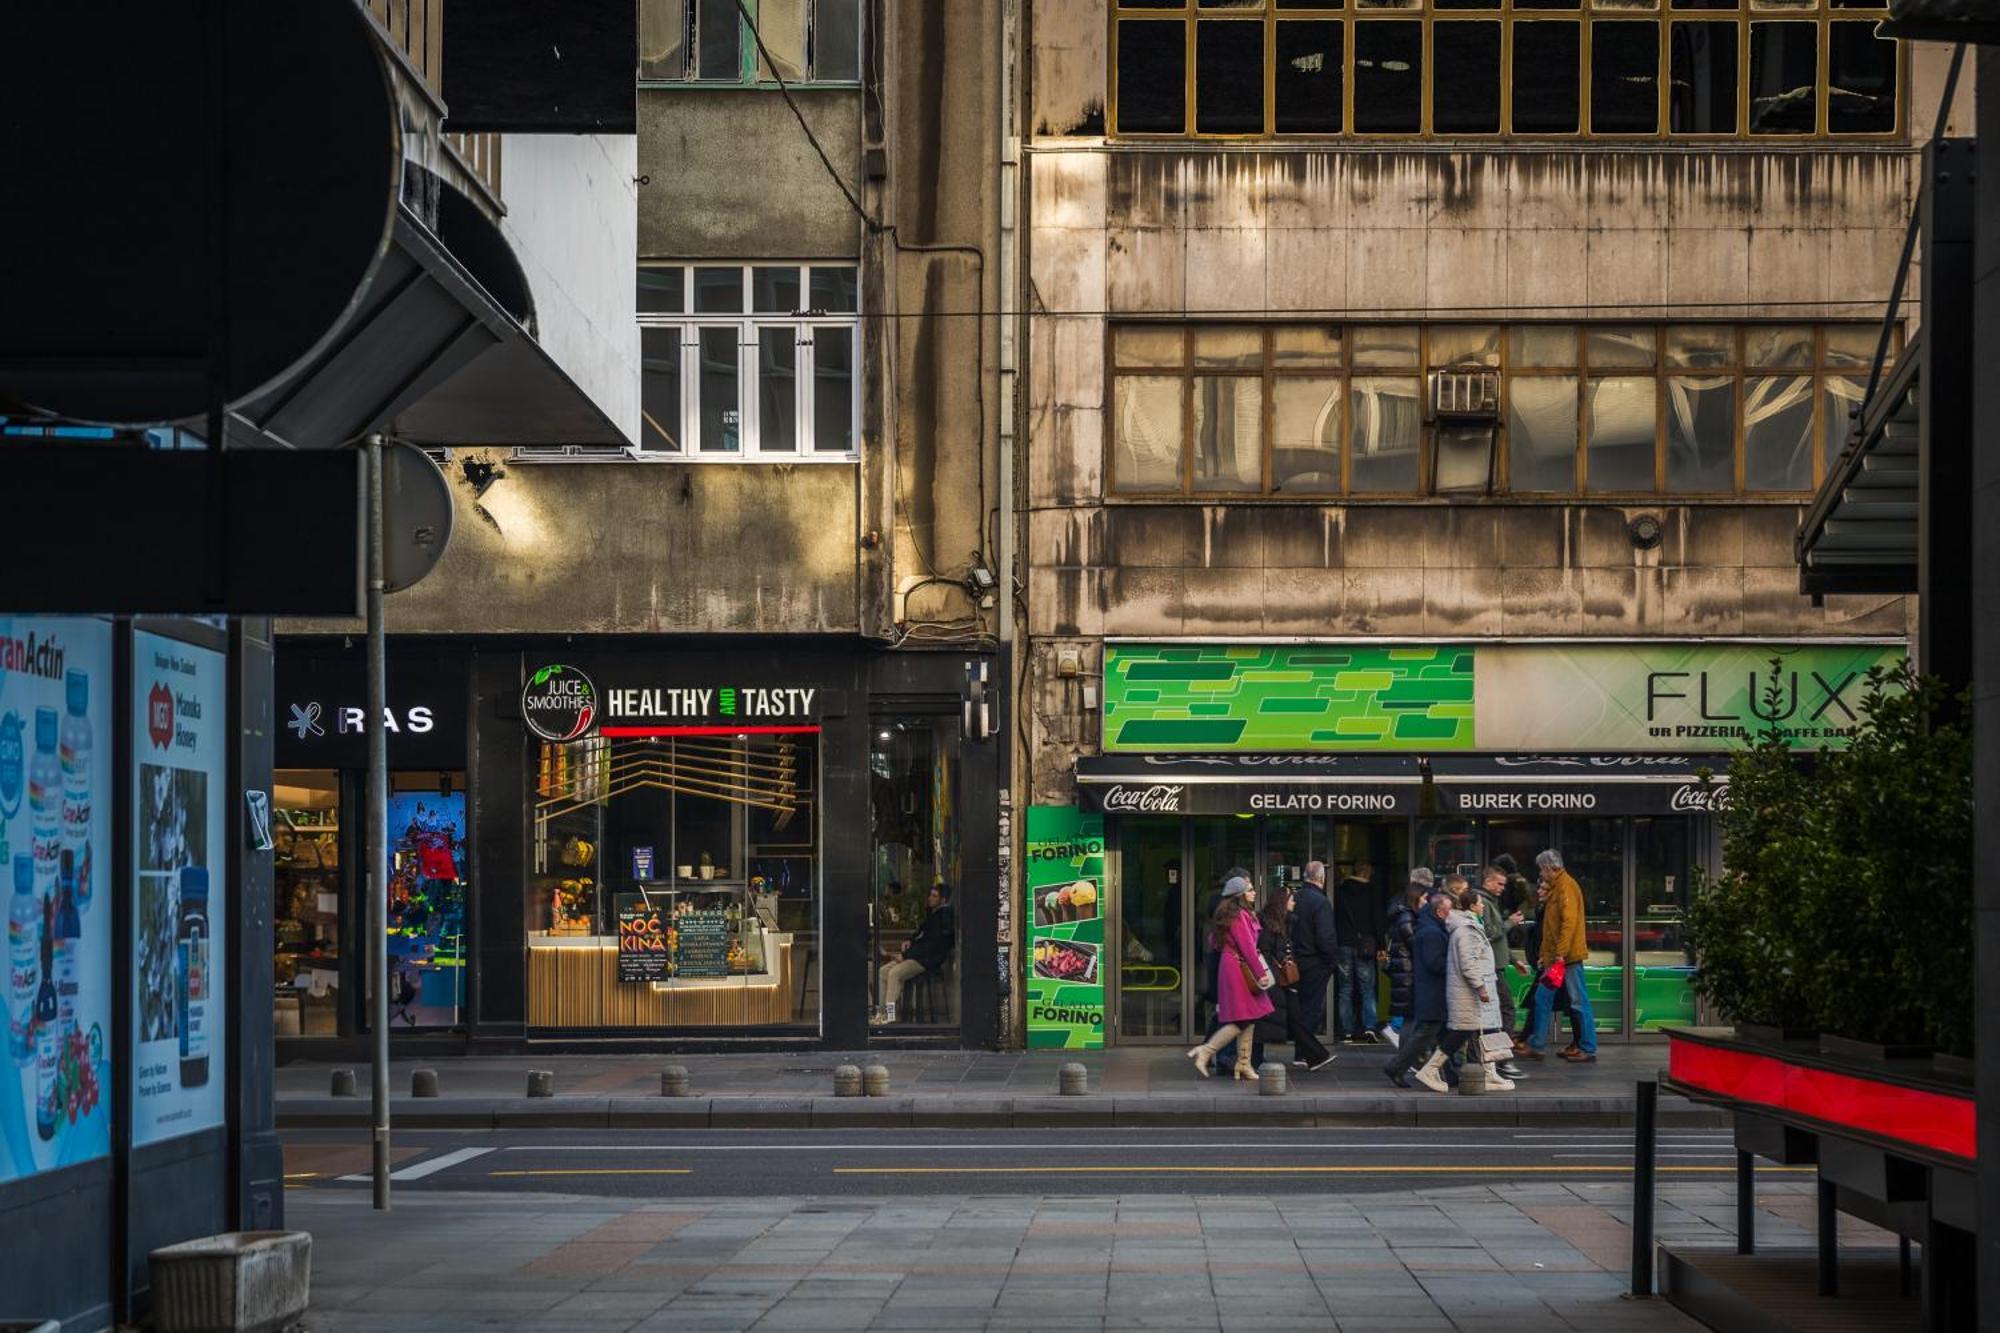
[[1104, 642, 1904, 753], [1025, 806, 1106, 1050]]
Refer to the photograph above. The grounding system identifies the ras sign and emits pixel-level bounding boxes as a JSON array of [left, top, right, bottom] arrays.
[[1097, 783, 1184, 814], [522, 664, 598, 742]]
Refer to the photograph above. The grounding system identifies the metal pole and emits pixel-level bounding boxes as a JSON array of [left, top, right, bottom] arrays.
[[1816, 1176, 1838, 1297], [366, 433, 391, 1211], [1736, 1151, 1755, 1255], [1630, 1078, 1657, 1297]]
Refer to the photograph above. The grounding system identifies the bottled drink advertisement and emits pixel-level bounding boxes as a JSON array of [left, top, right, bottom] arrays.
[[0, 618, 111, 1184], [131, 631, 227, 1146]]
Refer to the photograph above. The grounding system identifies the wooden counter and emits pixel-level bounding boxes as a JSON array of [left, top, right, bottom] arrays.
[[527, 932, 796, 1027]]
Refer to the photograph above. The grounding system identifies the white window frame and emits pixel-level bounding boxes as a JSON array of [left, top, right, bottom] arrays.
[[633, 262, 860, 463]]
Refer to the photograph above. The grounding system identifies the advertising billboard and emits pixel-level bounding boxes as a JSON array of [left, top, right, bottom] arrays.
[[1025, 806, 1105, 1050]]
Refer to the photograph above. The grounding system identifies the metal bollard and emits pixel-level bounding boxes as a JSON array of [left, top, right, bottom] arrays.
[[410, 1068, 440, 1098], [661, 1065, 692, 1098], [1631, 1078, 1658, 1297], [1058, 1063, 1089, 1095], [1257, 1062, 1288, 1094], [833, 1064, 863, 1097], [1458, 1063, 1489, 1096], [330, 1068, 358, 1097], [862, 1064, 891, 1097], [526, 1069, 555, 1098]]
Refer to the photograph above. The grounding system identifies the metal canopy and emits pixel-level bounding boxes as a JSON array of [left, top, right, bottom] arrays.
[[228, 189, 628, 450], [1796, 332, 1922, 595]]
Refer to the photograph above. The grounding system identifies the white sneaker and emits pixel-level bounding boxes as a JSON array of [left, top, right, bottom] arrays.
[[1380, 1026, 1401, 1050], [1413, 1061, 1449, 1094]]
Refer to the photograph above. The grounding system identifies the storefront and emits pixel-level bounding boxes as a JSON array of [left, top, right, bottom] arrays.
[[274, 637, 1000, 1050], [1025, 639, 1902, 1050]]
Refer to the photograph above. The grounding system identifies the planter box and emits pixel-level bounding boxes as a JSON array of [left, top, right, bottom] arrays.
[[1933, 1052, 1975, 1081], [149, 1231, 311, 1333], [1818, 1033, 1932, 1063], [1733, 1022, 1818, 1047]]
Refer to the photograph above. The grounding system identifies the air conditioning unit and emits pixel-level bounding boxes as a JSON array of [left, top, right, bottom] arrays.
[[1429, 367, 1499, 420]]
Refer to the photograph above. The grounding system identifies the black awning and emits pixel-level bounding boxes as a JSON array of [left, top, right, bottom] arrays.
[[229, 187, 628, 450], [1076, 753, 1728, 817], [1796, 334, 1920, 596]]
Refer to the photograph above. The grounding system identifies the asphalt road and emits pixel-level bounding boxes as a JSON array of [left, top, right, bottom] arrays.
[[283, 1125, 1790, 1199]]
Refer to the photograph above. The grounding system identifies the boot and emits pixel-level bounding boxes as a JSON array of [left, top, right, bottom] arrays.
[[1413, 1049, 1450, 1094], [1186, 1043, 1214, 1078], [1484, 1064, 1517, 1091], [1232, 1030, 1259, 1081]]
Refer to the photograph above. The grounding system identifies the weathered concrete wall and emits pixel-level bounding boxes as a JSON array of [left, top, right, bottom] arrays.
[[637, 91, 863, 258], [283, 461, 859, 636]]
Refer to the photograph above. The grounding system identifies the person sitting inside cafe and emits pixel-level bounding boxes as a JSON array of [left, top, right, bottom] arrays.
[[879, 883, 955, 1019]]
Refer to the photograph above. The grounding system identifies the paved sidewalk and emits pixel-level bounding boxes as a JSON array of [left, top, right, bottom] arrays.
[[277, 1045, 1718, 1129], [291, 1180, 1882, 1331]]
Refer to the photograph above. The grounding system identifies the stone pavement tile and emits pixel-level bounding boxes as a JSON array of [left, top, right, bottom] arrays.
[[868, 1311, 996, 1329], [1325, 1320, 1455, 1332], [546, 1290, 679, 1319], [747, 1298, 886, 1328]]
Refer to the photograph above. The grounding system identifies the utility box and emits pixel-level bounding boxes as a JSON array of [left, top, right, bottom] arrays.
[[149, 1231, 312, 1333]]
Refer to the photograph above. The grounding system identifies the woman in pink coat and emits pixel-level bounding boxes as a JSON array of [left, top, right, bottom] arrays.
[[1187, 876, 1275, 1080]]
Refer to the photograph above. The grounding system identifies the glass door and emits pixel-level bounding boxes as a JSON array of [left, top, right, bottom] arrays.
[[868, 716, 961, 1030], [273, 770, 343, 1037], [1187, 817, 1256, 1036], [1632, 816, 1695, 1030], [1114, 818, 1187, 1041], [1565, 816, 1627, 1038]]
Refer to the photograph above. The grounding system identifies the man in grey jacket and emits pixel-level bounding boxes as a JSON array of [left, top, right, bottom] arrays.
[[1479, 865, 1527, 1080]]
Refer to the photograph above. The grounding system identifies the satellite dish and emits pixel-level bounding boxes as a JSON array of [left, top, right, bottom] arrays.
[[381, 444, 455, 594]]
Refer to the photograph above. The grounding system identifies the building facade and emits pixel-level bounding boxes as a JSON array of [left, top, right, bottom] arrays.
[[1016, 0, 1963, 1049], [276, 0, 1011, 1052]]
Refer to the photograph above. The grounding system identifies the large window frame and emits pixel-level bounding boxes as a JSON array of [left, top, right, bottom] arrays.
[[1107, 0, 1900, 141], [636, 262, 861, 462], [639, 0, 863, 86], [1106, 321, 1888, 500]]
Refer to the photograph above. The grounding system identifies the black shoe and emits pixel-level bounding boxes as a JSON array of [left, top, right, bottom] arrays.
[[1496, 1062, 1526, 1079], [1359, 1030, 1382, 1045], [1384, 1064, 1410, 1089], [1306, 1054, 1337, 1072]]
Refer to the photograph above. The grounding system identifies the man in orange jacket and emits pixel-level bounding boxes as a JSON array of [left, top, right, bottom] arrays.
[[1521, 849, 1598, 1063]]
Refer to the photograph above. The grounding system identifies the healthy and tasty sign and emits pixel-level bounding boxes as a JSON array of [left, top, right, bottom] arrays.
[[0, 618, 112, 1184], [1025, 806, 1104, 1050], [131, 631, 228, 1147], [523, 662, 819, 737], [1103, 643, 1904, 753]]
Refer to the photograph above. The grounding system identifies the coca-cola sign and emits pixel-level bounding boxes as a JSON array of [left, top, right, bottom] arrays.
[[1097, 783, 1184, 814], [1669, 782, 1731, 813]]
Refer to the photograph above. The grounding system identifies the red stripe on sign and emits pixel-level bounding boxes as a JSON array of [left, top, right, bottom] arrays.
[[599, 725, 822, 738], [1669, 1040, 1975, 1162]]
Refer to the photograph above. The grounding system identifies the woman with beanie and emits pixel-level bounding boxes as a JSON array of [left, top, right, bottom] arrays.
[[1186, 876, 1274, 1080]]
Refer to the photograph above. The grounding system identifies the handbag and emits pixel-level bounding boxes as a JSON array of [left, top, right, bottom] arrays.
[[1274, 954, 1301, 989], [1229, 943, 1275, 992], [1479, 1030, 1516, 1062], [1539, 956, 1567, 990]]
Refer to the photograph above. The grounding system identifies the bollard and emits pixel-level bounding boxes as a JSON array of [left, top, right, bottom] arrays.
[[410, 1068, 440, 1098], [1736, 1151, 1756, 1255], [862, 1064, 891, 1097], [833, 1064, 863, 1097], [330, 1068, 357, 1097], [1058, 1063, 1089, 1096], [661, 1065, 691, 1098], [1458, 1063, 1489, 1096], [1631, 1078, 1658, 1297], [1257, 1062, 1288, 1095], [526, 1069, 555, 1098]]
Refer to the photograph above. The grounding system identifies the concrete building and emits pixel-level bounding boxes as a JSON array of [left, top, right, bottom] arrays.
[[1016, 1, 1969, 1051], [276, 1, 1010, 1052]]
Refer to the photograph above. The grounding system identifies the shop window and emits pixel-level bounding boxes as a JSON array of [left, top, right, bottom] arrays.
[[386, 774, 467, 1030], [1107, 0, 1893, 138], [527, 733, 821, 1031], [638, 0, 864, 84], [273, 771, 342, 1037], [624, 263, 860, 460], [1108, 321, 1887, 498], [869, 719, 962, 1028]]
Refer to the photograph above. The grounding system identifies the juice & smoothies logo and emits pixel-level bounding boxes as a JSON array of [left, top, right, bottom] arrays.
[[522, 665, 597, 742]]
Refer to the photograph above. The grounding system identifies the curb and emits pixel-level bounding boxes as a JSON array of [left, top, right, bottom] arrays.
[[278, 1095, 1726, 1131]]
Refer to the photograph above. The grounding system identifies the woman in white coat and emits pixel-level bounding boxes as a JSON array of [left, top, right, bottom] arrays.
[[1411, 885, 1516, 1094]]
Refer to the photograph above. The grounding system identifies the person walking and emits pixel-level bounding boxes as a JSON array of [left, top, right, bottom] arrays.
[[1187, 876, 1275, 1080], [1259, 886, 1336, 1073], [1383, 889, 1450, 1088], [1332, 861, 1385, 1044], [1411, 885, 1516, 1094], [1381, 868, 1433, 1049], [1522, 849, 1598, 1063], [1291, 862, 1340, 1052], [1197, 865, 1254, 1071], [1476, 866, 1527, 1080]]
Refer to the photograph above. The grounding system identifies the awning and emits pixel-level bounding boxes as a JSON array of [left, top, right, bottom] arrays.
[[228, 183, 628, 450], [1796, 333, 1920, 596], [1076, 753, 1727, 818]]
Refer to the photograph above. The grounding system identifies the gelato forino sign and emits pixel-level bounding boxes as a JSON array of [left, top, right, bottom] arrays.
[[522, 665, 598, 742]]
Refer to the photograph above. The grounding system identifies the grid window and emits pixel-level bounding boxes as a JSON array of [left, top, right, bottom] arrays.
[[1108, 0, 1897, 137], [1107, 322, 1891, 497], [633, 263, 859, 459], [639, 0, 864, 85]]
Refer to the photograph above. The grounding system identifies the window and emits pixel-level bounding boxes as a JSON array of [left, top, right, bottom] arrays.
[[634, 263, 859, 459], [1108, 0, 1898, 138], [639, 0, 863, 84], [1108, 322, 1889, 497]]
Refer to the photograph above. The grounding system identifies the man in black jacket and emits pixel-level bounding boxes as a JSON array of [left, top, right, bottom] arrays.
[[1291, 862, 1341, 1063], [1333, 862, 1388, 1043], [879, 884, 955, 1020]]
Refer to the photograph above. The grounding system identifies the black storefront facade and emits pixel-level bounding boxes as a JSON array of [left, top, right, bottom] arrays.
[[274, 636, 1001, 1053]]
